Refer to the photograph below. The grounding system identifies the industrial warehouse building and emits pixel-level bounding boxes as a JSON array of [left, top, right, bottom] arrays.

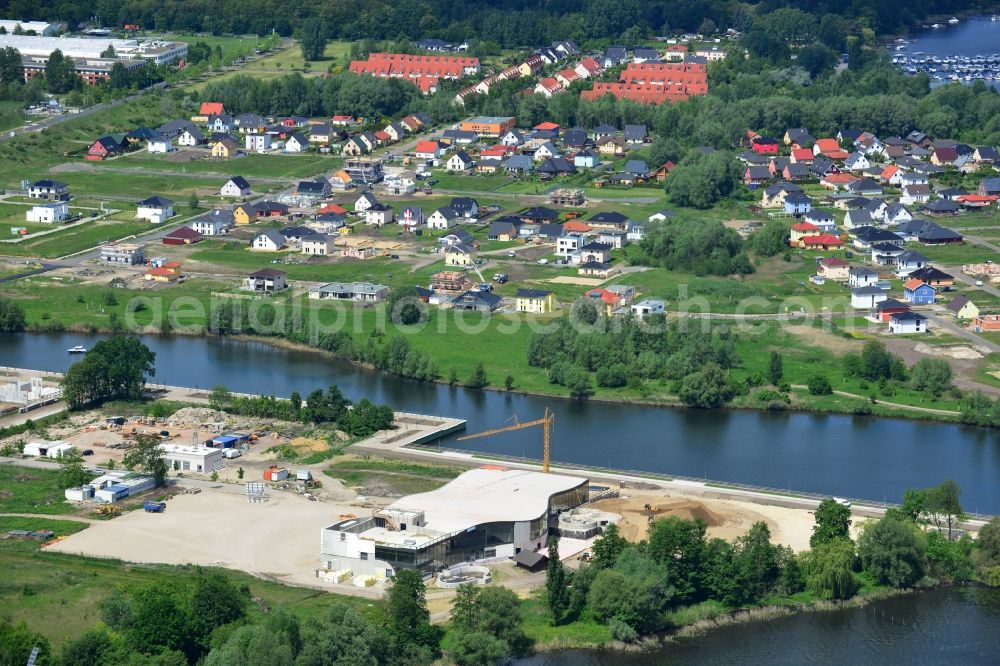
[[320, 467, 591, 577], [65, 471, 157, 503], [0, 35, 187, 63], [160, 443, 224, 473]]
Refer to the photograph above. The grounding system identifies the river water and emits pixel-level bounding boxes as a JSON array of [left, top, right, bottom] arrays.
[[518, 587, 1000, 665], [2, 332, 999, 513]]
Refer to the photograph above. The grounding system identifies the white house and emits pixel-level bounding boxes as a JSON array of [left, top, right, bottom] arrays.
[[284, 134, 308, 153], [556, 233, 585, 257], [900, 184, 931, 205], [848, 267, 879, 288], [534, 142, 559, 161], [365, 204, 393, 227], [26, 202, 68, 223], [221, 176, 251, 198], [895, 250, 930, 276], [883, 203, 913, 226], [427, 207, 460, 230], [844, 152, 870, 172], [147, 134, 173, 153], [354, 191, 380, 213], [501, 130, 524, 147], [136, 196, 174, 224], [399, 206, 425, 230], [631, 299, 665, 317], [177, 128, 205, 147], [245, 133, 272, 152], [250, 229, 285, 251], [301, 234, 332, 255], [851, 286, 887, 309], [192, 215, 230, 236], [447, 151, 474, 172], [888, 311, 928, 335]]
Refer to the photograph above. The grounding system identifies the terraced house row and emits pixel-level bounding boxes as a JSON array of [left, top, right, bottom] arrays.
[[349, 52, 480, 93], [581, 59, 709, 104]]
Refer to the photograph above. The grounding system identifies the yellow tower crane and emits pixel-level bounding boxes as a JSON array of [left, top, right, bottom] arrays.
[[456, 408, 555, 473]]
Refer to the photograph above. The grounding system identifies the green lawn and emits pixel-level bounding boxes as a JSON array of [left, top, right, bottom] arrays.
[[97, 151, 341, 180], [0, 219, 157, 258], [0, 466, 78, 515], [323, 458, 463, 493], [916, 242, 996, 265], [2, 278, 232, 330]]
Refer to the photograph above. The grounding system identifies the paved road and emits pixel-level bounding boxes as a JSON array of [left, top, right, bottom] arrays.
[[941, 264, 1000, 298], [0, 262, 59, 283]]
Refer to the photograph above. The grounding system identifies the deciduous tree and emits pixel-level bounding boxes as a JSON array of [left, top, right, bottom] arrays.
[[811, 498, 852, 547], [857, 517, 926, 588]]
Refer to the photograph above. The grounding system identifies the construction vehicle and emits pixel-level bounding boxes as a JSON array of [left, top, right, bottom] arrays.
[[143, 501, 166, 513], [457, 408, 555, 473]]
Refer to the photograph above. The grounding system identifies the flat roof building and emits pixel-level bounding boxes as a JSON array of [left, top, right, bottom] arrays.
[[0, 20, 59, 36], [460, 116, 516, 137], [0, 35, 186, 64], [160, 443, 224, 474], [320, 467, 590, 577]]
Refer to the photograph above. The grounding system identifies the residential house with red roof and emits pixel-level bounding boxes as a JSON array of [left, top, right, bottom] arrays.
[[789, 221, 819, 243], [414, 140, 445, 159], [574, 57, 603, 79], [790, 148, 814, 164], [580, 60, 707, 104], [534, 78, 564, 97], [817, 257, 850, 281], [796, 234, 844, 250], [349, 53, 479, 92], [813, 138, 850, 160]]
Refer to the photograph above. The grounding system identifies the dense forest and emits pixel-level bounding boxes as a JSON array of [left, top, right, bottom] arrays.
[[0, 0, 992, 45]]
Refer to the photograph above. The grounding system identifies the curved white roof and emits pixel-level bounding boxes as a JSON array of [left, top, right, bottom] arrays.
[[387, 467, 586, 534]]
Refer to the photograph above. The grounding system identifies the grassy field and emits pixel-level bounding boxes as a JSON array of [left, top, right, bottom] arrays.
[[0, 219, 157, 258], [917, 241, 997, 265], [184, 39, 355, 92], [3, 277, 232, 330], [0, 466, 78, 515], [94, 151, 340, 180], [324, 459, 463, 495], [0, 100, 26, 133]]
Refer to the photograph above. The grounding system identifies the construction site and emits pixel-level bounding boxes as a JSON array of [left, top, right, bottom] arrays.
[[8, 393, 830, 599]]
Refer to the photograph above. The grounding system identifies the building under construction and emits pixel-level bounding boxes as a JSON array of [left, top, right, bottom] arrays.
[[549, 188, 586, 206], [343, 158, 384, 185], [319, 467, 591, 576]]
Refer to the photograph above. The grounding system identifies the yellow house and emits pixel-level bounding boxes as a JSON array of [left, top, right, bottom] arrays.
[[516, 288, 556, 314], [445, 244, 476, 267], [598, 137, 625, 156], [947, 295, 979, 320], [233, 204, 256, 225], [211, 138, 240, 158]]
